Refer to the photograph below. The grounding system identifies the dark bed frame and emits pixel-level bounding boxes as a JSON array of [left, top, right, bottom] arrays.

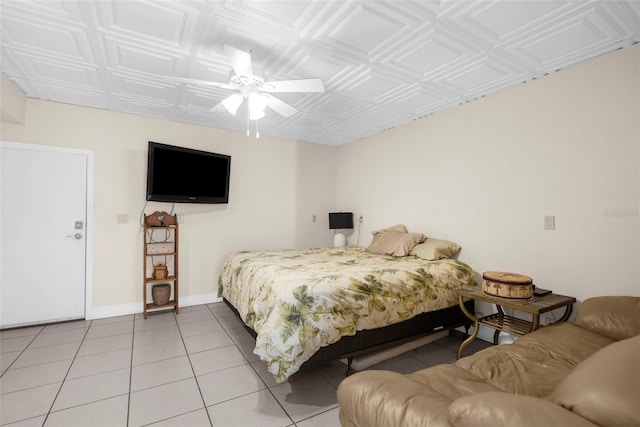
[[223, 298, 474, 374]]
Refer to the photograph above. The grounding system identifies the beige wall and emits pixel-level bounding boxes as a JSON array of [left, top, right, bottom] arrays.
[[1, 96, 337, 315], [337, 44, 640, 303], [2, 44, 638, 319]]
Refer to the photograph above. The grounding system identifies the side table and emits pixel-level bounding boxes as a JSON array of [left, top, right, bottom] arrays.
[[456, 286, 576, 359]]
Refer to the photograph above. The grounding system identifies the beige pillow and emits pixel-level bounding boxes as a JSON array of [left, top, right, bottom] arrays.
[[371, 224, 407, 237], [370, 224, 409, 246], [367, 230, 426, 256], [410, 238, 461, 260]]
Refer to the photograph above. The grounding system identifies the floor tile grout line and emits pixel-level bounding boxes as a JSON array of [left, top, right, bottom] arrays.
[[8, 303, 470, 426], [137, 408, 205, 427], [209, 307, 299, 426], [8, 319, 136, 423], [1, 304, 477, 427], [129, 375, 199, 396], [0, 380, 62, 398], [126, 313, 137, 427], [177, 304, 270, 420], [207, 304, 298, 426], [176, 307, 215, 427], [403, 345, 455, 367], [54, 365, 131, 385], [0, 326, 46, 377], [129, 353, 192, 375], [294, 405, 341, 426], [44, 392, 131, 418], [200, 387, 271, 409], [1, 346, 81, 374], [201, 306, 284, 412], [269, 365, 341, 427], [41, 319, 93, 426]]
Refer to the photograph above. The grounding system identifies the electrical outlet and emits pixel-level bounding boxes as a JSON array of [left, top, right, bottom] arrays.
[[312, 214, 316, 223], [359, 215, 364, 223]]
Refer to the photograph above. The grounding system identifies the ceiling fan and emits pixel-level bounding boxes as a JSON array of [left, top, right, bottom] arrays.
[[164, 45, 324, 129]]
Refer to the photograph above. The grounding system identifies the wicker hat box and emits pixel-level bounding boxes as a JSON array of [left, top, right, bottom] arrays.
[[482, 271, 533, 299]]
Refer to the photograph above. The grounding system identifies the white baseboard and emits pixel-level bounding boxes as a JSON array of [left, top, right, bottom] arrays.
[[88, 293, 222, 320], [89, 302, 139, 320], [182, 293, 221, 307]]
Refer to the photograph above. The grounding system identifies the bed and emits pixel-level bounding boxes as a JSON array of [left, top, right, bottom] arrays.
[[218, 242, 477, 383]]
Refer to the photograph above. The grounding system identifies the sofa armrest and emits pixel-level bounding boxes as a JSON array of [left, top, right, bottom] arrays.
[[551, 335, 640, 427], [574, 296, 640, 341], [448, 392, 599, 427]]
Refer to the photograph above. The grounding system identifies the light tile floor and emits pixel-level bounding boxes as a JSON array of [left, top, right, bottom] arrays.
[[0, 302, 491, 426]]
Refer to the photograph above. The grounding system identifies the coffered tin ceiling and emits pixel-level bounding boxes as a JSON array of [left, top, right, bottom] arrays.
[[1, 1, 639, 146]]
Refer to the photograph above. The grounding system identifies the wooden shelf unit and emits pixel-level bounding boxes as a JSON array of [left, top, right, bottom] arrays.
[[143, 211, 179, 319]]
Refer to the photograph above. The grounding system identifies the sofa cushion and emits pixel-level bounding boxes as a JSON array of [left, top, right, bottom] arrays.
[[338, 365, 501, 427], [448, 392, 599, 427], [551, 335, 640, 427], [454, 341, 572, 397], [574, 296, 640, 341], [455, 322, 613, 397], [515, 321, 614, 365]]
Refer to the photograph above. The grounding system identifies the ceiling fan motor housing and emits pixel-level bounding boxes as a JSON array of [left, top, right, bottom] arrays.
[[229, 69, 265, 90]]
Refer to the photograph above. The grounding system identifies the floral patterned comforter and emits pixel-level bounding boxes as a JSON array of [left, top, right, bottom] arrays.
[[217, 246, 476, 382]]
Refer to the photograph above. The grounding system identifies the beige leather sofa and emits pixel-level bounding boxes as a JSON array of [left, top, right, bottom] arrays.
[[337, 296, 640, 427]]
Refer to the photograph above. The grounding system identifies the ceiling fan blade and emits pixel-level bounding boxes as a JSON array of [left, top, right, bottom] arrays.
[[265, 94, 298, 117], [262, 78, 324, 93], [224, 45, 253, 79], [161, 76, 236, 90]]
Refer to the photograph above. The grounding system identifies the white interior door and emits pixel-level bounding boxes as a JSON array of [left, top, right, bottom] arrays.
[[1, 142, 90, 328]]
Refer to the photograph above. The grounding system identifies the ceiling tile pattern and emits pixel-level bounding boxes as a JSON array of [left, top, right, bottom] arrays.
[[1, 0, 638, 146]]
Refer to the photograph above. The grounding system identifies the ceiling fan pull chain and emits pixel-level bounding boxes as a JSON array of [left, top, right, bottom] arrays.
[[246, 103, 250, 136]]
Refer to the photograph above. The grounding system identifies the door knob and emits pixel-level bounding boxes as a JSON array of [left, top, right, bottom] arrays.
[[66, 233, 83, 239]]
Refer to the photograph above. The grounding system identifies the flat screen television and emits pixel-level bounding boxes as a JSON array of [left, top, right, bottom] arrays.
[[146, 141, 231, 204]]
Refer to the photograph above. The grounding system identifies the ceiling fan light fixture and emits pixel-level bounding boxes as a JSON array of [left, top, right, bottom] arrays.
[[186, 45, 324, 132], [249, 109, 265, 120], [248, 92, 268, 120], [221, 93, 244, 115]]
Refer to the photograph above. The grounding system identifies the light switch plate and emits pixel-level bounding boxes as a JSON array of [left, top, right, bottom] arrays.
[[544, 215, 555, 230]]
